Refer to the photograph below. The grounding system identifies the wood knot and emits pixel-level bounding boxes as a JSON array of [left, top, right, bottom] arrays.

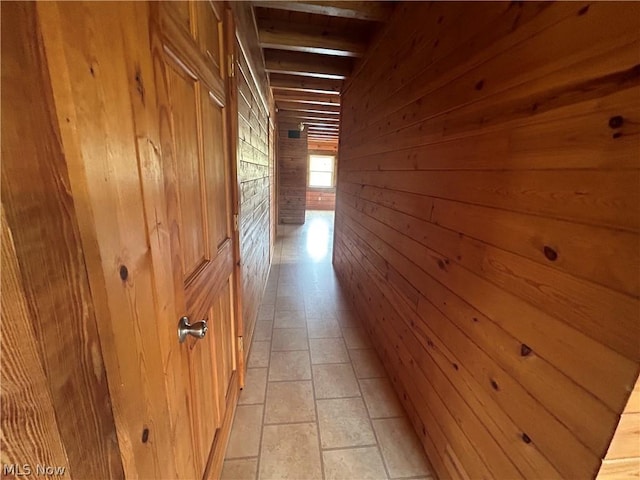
[[577, 4, 590, 15], [475, 80, 485, 91], [119, 265, 129, 281], [522, 433, 532, 444], [452, 363, 459, 371], [520, 344, 532, 357], [609, 115, 624, 129], [490, 379, 499, 391], [142, 428, 149, 443], [543, 246, 558, 262]]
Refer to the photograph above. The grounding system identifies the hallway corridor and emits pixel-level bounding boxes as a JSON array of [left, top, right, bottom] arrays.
[[222, 211, 432, 480]]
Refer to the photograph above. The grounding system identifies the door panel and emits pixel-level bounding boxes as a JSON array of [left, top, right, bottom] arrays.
[[188, 311, 218, 475], [201, 92, 231, 250], [164, 60, 208, 279], [166, 1, 193, 39], [155, 2, 238, 477], [197, 2, 223, 73]]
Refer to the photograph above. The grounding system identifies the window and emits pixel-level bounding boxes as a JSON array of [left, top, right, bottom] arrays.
[[308, 155, 335, 188]]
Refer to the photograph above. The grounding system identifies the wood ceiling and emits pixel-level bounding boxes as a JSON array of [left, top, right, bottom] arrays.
[[252, 1, 394, 143]]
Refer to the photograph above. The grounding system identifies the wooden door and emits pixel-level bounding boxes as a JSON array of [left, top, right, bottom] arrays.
[[153, 2, 238, 477]]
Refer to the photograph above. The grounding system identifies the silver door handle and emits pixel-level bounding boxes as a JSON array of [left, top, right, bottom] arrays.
[[178, 316, 208, 343]]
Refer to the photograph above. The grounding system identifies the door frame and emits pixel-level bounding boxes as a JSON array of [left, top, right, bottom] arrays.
[[224, 5, 246, 391]]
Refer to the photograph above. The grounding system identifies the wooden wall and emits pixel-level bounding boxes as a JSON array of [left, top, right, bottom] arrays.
[[309, 138, 338, 154], [236, 40, 272, 351], [1, 2, 275, 477], [1, 3, 124, 477], [269, 118, 276, 258], [306, 188, 336, 211], [277, 121, 308, 224], [333, 2, 640, 479], [598, 376, 640, 478]]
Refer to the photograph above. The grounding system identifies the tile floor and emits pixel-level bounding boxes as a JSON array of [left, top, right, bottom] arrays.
[[222, 211, 433, 480]]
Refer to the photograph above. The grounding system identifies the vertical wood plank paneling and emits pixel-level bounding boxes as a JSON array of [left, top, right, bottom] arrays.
[[0, 3, 123, 477], [38, 2, 179, 477], [278, 122, 308, 223], [334, 2, 640, 479], [598, 376, 640, 478], [1, 208, 71, 479]]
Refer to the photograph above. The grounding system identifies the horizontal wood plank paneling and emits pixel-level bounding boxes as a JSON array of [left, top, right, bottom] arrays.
[[334, 2, 640, 479], [306, 188, 336, 210], [237, 44, 272, 352], [278, 121, 308, 223]]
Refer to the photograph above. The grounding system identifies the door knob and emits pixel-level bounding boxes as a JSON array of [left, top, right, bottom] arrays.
[[178, 316, 208, 343]]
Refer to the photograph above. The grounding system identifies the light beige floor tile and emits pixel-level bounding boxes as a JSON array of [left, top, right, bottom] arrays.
[[264, 380, 315, 424], [317, 397, 376, 448], [275, 295, 305, 312], [258, 304, 275, 321], [239, 368, 267, 405], [373, 417, 431, 478], [360, 378, 404, 418], [313, 363, 360, 398], [254, 320, 273, 341], [342, 327, 372, 349], [349, 349, 386, 379], [259, 423, 322, 480], [271, 328, 308, 351], [304, 297, 333, 310], [306, 306, 337, 320], [336, 310, 360, 328], [323, 447, 388, 480], [309, 337, 350, 364], [221, 458, 258, 480], [269, 350, 311, 381], [261, 290, 277, 306], [225, 404, 263, 458], [307, 318, 342, 338], [248, 341, 271, 368], [273, 310, 306, 329], [276, 289, 303, 300]]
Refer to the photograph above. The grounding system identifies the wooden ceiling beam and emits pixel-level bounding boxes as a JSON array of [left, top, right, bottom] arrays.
[[253, 2, 394, 22], [264, 49, 352, 79], [273, 90, 340, 106], [307, 125, 340, 131], [302, 122, 340, 128], [308, 130, 339, 135], [307, 128, 339, 134], [308, 135, 339, 141], [269, 73, 342, 94], [277, 101, 341, 114], [258, 19, 366, 57], [278, 113, 340, 124]]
